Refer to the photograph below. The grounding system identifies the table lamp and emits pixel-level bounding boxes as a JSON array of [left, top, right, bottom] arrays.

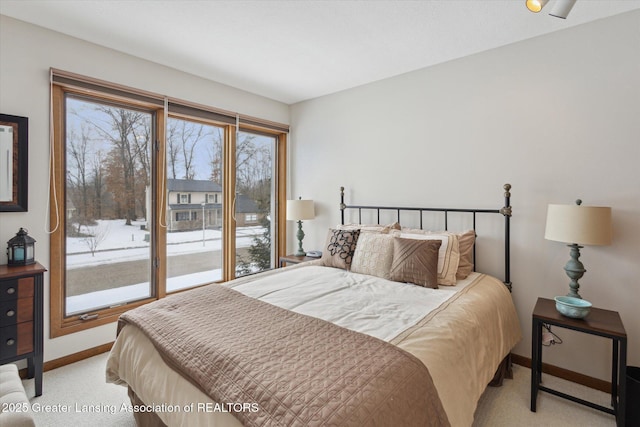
[[286, 198, 315, 256], [544, 200, 612, 299]]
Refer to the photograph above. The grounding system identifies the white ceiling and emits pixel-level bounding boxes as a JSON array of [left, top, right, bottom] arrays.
[[1, 1, 639, 104]]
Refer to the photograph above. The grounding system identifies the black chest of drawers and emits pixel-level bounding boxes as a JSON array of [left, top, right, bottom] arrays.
[[0, 262, 46, 396]]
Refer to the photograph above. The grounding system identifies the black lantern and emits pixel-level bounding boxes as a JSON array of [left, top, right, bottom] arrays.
[[7, 228, 36, 266]]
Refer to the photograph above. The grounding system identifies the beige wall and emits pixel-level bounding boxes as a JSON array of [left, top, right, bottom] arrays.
[[0, 15, 289, 362], [290, 11, 640, 381]]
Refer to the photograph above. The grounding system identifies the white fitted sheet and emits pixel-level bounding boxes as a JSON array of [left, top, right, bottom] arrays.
[[226, 265, 473, 342]]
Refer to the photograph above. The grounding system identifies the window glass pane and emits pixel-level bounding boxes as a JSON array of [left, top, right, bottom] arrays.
[[235, 131, 276, 276], [165, 117, 224, 291], [65, 96, 153, 315]]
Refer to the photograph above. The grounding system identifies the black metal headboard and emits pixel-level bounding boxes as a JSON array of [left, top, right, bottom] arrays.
[[340, 184, 513, 291]]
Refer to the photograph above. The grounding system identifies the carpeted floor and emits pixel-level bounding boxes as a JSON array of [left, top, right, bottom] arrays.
[[472, 364, 616, 426], [18, 353, 617, 426]]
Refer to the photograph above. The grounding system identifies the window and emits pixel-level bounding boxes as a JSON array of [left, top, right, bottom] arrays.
[[235, 130, 277, 276], [175, 212, 190, 221], [62, 96, 154, 318], [165, 117, 225, 292], [50, 70, 288, 337]]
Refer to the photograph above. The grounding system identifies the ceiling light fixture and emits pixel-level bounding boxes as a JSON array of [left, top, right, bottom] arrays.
[[549, 0, 577, 19], [526, 0, 549, 13], [526, 0, 577, 19]]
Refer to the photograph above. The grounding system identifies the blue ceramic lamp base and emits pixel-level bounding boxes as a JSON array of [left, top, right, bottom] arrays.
[[295, 220, 306, 257]]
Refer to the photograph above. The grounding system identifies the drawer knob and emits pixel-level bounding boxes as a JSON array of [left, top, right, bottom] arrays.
[[6, 310, 15, 317], [6, 287, 15, 295], [6, 339, 15, 346]]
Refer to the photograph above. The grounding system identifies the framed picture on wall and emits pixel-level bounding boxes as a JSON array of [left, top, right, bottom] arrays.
[[0, 114, 28, 212]]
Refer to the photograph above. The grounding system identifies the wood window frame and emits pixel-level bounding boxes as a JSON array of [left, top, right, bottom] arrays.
[[50, 78, 288, 338], [50, 85, 161, 337]]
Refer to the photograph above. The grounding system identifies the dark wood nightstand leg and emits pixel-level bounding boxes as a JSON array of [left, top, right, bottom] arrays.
[[612, 339, 618, 408], [618, 339, 627, 427], [27, 356, 35, 378], [531, 318, 541, 412], [536, 326, 543, 384], [34, 355, 43, 397]]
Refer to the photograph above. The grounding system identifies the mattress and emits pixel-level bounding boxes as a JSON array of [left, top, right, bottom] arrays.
[[106, 264, 521, 427]]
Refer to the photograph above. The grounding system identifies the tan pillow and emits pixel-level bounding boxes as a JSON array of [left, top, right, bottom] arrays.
[[452, 230, 475, 279], [391, 230, 460, 286], [422, 229, 475, 279], [321, 228, 361, 270], [351, 233, 395, 279], [402, 228, 475, 279], [336, 222, 400, 234], [389, 238, 442, 289]]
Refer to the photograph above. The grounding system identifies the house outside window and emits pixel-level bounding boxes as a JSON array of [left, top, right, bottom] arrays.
[[168, 179, 223, 231]]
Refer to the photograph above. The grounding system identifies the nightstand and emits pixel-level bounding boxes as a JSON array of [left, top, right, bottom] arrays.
[[530, 297, 627, 427], [279, 254, 316, 268], [0, 262, 46, 397]]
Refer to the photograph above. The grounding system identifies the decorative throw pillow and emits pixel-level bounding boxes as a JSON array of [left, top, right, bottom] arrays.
[[452, 230, 475, 279], [424, 229, 475, 279], [351, 233, 395, 279], [391, 230, 460, 286], [389, 238, 442, 289], [402, 228, 475, 279], [320, 228, 361, 270]]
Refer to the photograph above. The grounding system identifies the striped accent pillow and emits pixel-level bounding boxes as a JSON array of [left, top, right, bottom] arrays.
[[389, 238, 442, 289], [450, 230, 475, 279], [392, 231, 460, 286]]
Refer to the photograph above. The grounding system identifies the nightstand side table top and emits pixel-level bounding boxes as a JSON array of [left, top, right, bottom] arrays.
[[279, 254, 317, 267], [533, 297, 626, 338]]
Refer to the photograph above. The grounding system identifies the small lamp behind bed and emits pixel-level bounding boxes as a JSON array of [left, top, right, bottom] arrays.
[[287, 197, 315, 256]]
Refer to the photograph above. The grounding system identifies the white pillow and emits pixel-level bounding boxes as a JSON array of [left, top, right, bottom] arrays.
[[350, 233, 395, 279]]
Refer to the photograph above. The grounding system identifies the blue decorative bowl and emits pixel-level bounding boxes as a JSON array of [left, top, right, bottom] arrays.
[[554, 296, 592, 319]]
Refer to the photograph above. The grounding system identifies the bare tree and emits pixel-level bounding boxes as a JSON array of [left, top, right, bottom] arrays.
[[166, 121, 181, 180], [167, 118, 211, 180], [82, 223, 110, 257], [66, 126, 93, 227], [236, 133, 272, 201], [90, 150, 105, 218], [208, 127, 224, 183], [93, 107, 150, 225]]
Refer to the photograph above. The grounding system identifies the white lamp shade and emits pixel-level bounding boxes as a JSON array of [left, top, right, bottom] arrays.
[[544, 204, 612, 246], [286, 199, 315, 221]]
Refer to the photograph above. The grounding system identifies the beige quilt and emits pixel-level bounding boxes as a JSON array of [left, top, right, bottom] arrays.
[[107, 266, 520, 427], [118, 284, 450, 427]]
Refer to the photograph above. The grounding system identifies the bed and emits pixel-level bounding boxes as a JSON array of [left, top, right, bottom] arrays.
[[106, 184, 521, 427]]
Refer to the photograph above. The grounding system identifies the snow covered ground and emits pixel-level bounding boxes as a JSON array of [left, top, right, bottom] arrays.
[[65, 219, 266, 314], [67, 219, 261, 268]]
